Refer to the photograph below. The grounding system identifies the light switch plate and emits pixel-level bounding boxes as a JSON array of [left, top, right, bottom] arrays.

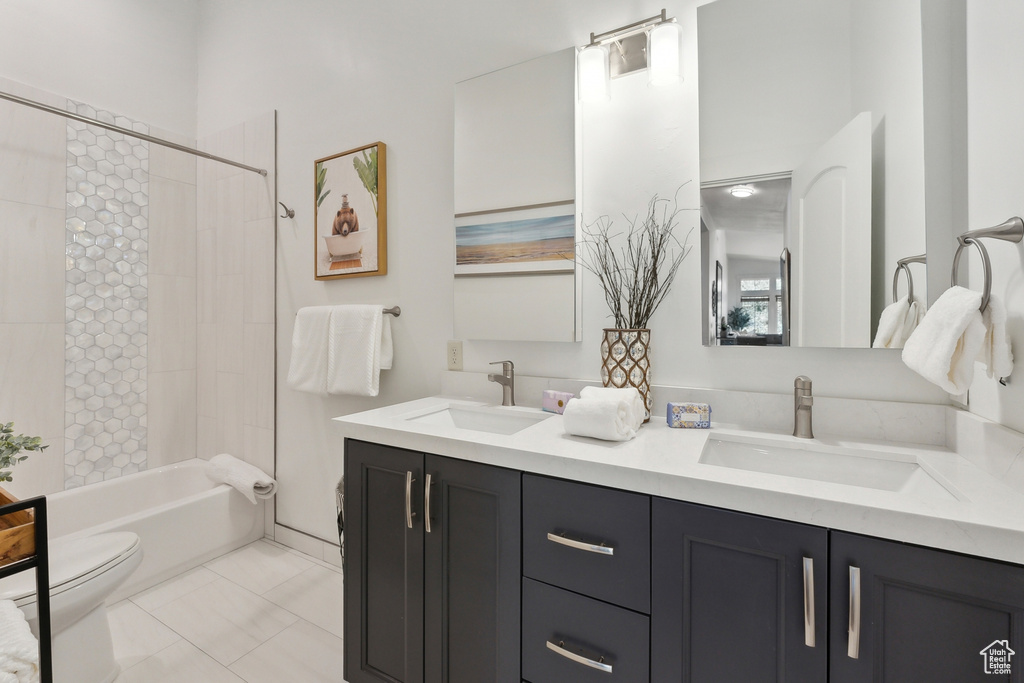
[[447, 340, 463, 370]]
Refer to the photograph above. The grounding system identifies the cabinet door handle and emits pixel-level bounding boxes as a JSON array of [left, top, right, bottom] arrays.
[[546, 640, 613, 674], [848, 565, 861, 659], [802, 556, 815, 647], [546, 532, 614, 556], [424, 473, 433, 534], [405, 471, 416, 529]]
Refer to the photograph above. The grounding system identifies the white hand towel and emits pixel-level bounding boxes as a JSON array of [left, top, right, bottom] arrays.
[[0, 600, 39, 683], [873, 297, 925, 349], [326, 305, 392, 397], [579, 386, 645, 428], [902, 286, 986, 394], [206, 453, 277, 505], [980, 295, 1013, 379], [287, 306, 334, 395], [562, 398, 637, 442]]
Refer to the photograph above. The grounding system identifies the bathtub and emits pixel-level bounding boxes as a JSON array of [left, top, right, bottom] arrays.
[[45, 459, 265, 601]]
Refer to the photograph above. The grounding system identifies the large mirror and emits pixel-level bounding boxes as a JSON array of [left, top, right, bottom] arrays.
[[699, 0, 959, 348], [453, 48, 581, 342]]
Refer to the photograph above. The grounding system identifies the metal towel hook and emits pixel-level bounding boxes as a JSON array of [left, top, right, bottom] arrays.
[[279, 202, 295, 219]]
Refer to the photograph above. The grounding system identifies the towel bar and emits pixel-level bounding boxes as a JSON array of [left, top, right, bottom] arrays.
[[892, 254, 926, 304], [950, 217, 1023, 313], [294, 306, 400, 318]]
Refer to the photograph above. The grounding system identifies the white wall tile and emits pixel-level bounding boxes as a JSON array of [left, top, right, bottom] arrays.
[[244, 426, 274, 476], [0, 323, 64, 439], [215, 175, 244, 275], [206, 124, 245, 180], [216, 274, 244, 374], [148, 369, 197, 468], [243, 217, 275, 324], [0, 201, 64, 323], [149, 126, 197, 185], [149, 177, 197, 277], [196, 229, 216, 324], [0, 96, 65, 209], [244, 323, 274, 429], [272, 524, 324, 559], [197, 415, 216, 459], [215, 371, 244, 456], [149, 274, 197, 373], [197, 323, 217, 418]]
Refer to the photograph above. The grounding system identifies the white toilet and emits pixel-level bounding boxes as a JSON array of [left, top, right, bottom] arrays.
[[0, 531, 143, 683]]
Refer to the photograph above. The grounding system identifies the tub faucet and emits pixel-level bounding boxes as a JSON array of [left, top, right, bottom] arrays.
[[488, 360, 515, 406], [793, 376, 814, 439]]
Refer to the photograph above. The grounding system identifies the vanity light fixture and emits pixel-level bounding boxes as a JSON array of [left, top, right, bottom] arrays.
[[579, 9, 682, 102], [730, 185, 755, 198]]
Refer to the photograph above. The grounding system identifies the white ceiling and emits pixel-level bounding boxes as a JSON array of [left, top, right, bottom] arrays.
[[700, 177, 791, 233]]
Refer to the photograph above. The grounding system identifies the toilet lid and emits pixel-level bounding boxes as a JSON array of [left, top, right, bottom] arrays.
[[0, 531, 140, 603]]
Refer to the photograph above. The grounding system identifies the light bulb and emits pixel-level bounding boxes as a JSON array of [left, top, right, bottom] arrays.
[[648, 21, 683, 86], [578, 44, 610, 103]]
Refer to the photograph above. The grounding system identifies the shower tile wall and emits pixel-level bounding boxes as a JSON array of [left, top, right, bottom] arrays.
[[64, 102, 149, 487]]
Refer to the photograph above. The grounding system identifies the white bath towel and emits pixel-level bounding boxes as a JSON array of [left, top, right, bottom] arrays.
[[562, 398, 637, 442], [326, 305, 392, 397], [872, 296, 925, 349], [902, 286, 985, 394], [980, 295, 1014, 379], [287, 306, 335, 395], [206, 453, 277, 505], [0, 600, 39, 683], [579, 386, 646, 428]]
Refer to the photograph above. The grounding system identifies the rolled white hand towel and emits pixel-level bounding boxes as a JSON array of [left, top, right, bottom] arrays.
[[579, 386, 645, 428], [0, 599, 39, 683], [980, 295, 1013, 379], [902, 286, 985, 394], [562, 397, 637, 442], [206, 453, 277, 505]]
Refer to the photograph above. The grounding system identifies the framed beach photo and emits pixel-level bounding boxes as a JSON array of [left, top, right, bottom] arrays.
[[314, 142, 387, 280], [454, 201, 575, 276]]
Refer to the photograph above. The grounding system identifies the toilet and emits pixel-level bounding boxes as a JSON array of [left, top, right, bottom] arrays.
[[0, 531, 143, 683]]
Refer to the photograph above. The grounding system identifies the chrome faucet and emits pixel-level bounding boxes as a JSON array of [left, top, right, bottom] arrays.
[[488, 360, 515, 406], [793, 376, 814, 439]]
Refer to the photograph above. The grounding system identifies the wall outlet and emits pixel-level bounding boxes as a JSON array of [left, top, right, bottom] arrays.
[[447, 340, 463, 371]]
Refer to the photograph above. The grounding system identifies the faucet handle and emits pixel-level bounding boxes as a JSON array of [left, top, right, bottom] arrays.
[[795, 375, 812, 390], [489, 360, 514, 375]]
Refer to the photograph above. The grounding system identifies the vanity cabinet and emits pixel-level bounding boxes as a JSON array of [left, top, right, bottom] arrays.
[[829, 531, 1024, 683], [652, 498, 829, 682], [343, 440, 521, 683]]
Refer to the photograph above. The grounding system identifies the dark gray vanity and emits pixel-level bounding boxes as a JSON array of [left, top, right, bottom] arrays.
[[343, 438, 1024, 683]]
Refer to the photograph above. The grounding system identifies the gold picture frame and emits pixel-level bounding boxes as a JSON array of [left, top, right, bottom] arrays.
[[314, 142, 387, 280]]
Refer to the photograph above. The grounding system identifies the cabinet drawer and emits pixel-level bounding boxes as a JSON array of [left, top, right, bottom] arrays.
[[522, 578, 649, 683], [523, 474, 650, 613]]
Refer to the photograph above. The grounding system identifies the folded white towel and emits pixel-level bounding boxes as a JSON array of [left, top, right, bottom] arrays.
[[980, 295, 1013, 379], [873, 297, 925, 349], [579, 386, 646, 428], [0, 600, 39, 683], [287, 306, 335, 395], [206, 453, 277, 505], [326, 305, 392, 397], [902, 286, 985, 394], [562, 398, 637, 442]]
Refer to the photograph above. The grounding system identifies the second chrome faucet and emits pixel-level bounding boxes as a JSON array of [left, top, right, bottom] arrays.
[[488, 360, 515, 406], [793, 376, 813, 439]]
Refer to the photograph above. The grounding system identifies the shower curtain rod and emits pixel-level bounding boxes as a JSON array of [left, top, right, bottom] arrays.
[[0, 90, 268, 177]]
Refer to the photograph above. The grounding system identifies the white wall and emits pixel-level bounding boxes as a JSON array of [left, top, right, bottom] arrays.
[[0, 0, 199, 137], [964, 1, 1024, 434]]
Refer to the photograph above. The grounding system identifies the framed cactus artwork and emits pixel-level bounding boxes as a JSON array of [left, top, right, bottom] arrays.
[[314, 142, 387, 280]]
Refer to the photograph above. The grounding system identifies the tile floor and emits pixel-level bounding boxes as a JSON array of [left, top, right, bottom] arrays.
[[109, 539, 344, 682]]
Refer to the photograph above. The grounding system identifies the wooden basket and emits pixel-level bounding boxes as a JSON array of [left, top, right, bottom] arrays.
[[0, 486, 34, 566]]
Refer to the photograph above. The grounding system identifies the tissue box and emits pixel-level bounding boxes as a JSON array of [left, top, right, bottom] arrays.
[[542, 390, 575, 414], [667, 402, 711, 429]]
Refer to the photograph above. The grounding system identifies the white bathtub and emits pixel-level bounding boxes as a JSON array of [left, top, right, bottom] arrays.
[[46, 459, 265, 601]]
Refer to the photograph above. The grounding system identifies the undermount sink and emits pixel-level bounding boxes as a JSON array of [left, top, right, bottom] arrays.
[[406, 404, 551, 435], [700, 437, 959, 500]]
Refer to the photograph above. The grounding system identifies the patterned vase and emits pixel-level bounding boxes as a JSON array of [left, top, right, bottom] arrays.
[[600, 328, 652, 422]]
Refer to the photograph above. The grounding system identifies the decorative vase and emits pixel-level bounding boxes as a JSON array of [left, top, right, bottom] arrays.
[[600, 328, 652, 422]]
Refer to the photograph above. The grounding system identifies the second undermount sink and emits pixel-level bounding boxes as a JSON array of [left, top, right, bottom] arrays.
[[406, 404, 551, 436], [700, 436, 959, 501]]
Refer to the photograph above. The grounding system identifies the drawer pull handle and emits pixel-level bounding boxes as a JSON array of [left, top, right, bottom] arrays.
[[405, 471, 416, 529], [546, 640, 613, 674], [803, 556, 815, 647], [424, 473, 432, 534], [848, 565, 861, 659], [546, 532, 614, 556]]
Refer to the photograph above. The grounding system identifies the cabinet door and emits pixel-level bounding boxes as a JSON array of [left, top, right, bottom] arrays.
[[652, 499, 828, 682], [344, 440, 425, 683], [830, 532, 1024, 683], [423, 455, 520, 683]]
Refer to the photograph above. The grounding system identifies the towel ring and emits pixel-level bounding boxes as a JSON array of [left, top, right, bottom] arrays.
[[892, 254, 926, 304], [950, 236, 993, 313]]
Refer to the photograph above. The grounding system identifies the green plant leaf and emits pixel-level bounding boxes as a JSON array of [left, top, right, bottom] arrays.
[[317, 188, 331, 208]]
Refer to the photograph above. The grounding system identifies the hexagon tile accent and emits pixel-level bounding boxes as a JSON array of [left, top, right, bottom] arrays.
[[65, 101, 148, 489]]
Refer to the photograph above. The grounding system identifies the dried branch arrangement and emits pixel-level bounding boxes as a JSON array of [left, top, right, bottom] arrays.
[[578, 188, 694, 329]]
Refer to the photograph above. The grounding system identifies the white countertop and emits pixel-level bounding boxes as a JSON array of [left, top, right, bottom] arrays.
[[334, 396, 1024, 565]]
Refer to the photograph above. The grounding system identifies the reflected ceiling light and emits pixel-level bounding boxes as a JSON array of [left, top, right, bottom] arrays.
[[730, 185, 755, 198], [579, 9, 681, 102]]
